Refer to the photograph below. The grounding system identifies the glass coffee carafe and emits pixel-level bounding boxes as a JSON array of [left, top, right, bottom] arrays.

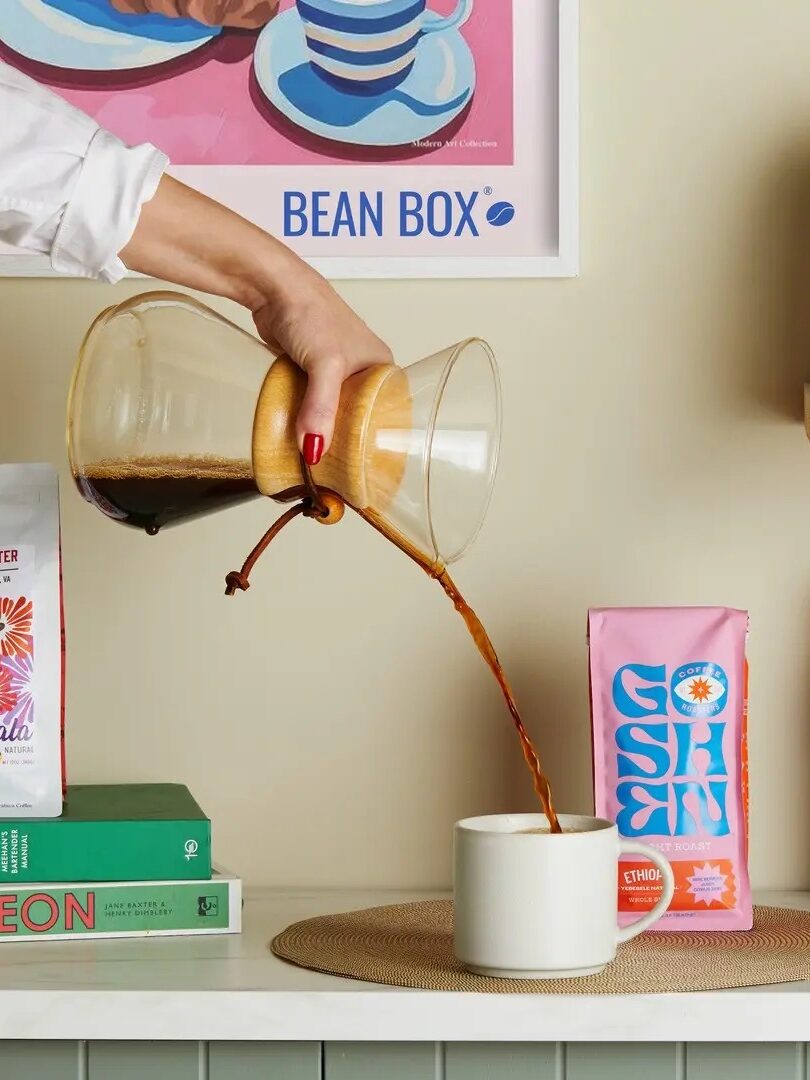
[[67, 291, 501, 569], [66, 294, 566, 827]]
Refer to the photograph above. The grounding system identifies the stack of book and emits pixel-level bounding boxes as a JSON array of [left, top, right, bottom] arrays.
[[0, 784, 241, 941]]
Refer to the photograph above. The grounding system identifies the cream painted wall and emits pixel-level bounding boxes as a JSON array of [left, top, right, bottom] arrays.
[[1, 1, 809, 888]]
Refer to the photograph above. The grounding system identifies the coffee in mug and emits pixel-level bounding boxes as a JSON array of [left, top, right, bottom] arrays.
[[454, 813, 675, 979], [515, 826, 585, 834]]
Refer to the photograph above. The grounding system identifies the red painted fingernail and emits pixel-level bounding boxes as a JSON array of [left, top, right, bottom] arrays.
[[303, 433, 324, 466]]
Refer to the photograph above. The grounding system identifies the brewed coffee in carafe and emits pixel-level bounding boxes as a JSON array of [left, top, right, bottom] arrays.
[[68, 292, 561, 831], [68, 293, 268, 532], [77, 459, 257, 534]]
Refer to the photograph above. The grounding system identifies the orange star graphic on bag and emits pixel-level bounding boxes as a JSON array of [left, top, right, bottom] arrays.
[[0, 666, 16, 713], [688, 677, 713, 703], [0, 597, 32, 658]]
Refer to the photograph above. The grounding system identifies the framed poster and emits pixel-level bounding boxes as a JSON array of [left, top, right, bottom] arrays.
[[0, 0, 578, 279]]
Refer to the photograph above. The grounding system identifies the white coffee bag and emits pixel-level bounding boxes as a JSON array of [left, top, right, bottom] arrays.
[[0, 464, 64, 817]]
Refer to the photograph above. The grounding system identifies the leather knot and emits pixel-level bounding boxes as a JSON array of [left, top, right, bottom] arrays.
[[224, 571, 250, 596], [224, 453, 346, 597]]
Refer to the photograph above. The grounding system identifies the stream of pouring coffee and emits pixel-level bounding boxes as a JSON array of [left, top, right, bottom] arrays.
[[77, 457, 560, 830], [359, 508, 562, 834]]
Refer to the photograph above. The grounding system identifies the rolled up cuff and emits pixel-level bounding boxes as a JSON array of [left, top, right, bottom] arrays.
[[50, 128, 168, 283]]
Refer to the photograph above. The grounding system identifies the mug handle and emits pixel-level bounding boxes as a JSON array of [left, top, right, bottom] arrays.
[[423, 0, 474, 34], [615, 839, 675, 944]]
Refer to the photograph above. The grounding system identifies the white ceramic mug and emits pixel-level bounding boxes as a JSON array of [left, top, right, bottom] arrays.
[[454, 814, 675, 979]]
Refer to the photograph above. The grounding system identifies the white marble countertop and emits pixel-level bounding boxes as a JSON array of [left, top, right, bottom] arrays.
[[1, 888, 809, 1042]]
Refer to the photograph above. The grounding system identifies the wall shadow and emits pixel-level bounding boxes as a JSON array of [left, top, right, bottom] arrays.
[[742, 147, 810, 422]]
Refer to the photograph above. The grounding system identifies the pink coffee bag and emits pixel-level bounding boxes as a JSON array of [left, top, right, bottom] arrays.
[[589, 607, 752, 931]]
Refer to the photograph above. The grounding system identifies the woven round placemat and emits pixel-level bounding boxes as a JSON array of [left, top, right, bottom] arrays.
[[271, 901, 810, 993]]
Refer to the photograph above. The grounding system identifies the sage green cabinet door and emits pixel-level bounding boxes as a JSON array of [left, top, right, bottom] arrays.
[[324, 1042, 435, 1080], [686, 1043, 800, 1080], [87, 1041, 198, 1080], [566, 1043, 678, 1080], [209, 1042, 321, 1080], [446, 1043, 558, 1080], [0, 1041, 79, 1080]]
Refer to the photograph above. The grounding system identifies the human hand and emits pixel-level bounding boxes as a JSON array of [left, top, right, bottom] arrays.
[[252, 261, 394, 465], [109, 0, 279, 29], [120, 176, 393, 465]]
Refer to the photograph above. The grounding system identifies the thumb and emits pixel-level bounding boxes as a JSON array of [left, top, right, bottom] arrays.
[[296, 357, 344, 465]]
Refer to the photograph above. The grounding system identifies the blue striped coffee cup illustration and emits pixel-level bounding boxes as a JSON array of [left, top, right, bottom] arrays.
[[295, 0, 474, 94]]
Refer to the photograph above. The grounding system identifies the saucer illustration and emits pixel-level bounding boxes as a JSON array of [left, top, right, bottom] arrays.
[[1, 0, 220, 71], [253, 7, 475, 148]]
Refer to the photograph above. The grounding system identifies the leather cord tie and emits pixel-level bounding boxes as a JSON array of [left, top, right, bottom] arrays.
[[224, 455, 342, 596]]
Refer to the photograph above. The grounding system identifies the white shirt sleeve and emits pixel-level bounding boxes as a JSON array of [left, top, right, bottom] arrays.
[[0, 61, 168, 283]]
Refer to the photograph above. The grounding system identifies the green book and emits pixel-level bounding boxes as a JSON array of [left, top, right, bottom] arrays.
[[0, 870, 240, 940], [0, 784, 211, 883]]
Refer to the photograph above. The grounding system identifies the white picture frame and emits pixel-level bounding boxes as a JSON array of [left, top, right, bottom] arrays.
[[0, 0, 578, 280]]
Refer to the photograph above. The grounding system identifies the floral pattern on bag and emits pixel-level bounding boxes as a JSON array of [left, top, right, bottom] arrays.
[[0, 597, 33, 658], [0, 665, 17, 714], [1, 655, 33, 726]]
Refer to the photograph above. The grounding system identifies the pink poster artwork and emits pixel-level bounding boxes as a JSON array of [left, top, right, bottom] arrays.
[[0, 0, 514, 166]]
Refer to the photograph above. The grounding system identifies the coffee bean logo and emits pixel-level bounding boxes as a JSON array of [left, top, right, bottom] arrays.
[[486, 201, 515, 227]]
